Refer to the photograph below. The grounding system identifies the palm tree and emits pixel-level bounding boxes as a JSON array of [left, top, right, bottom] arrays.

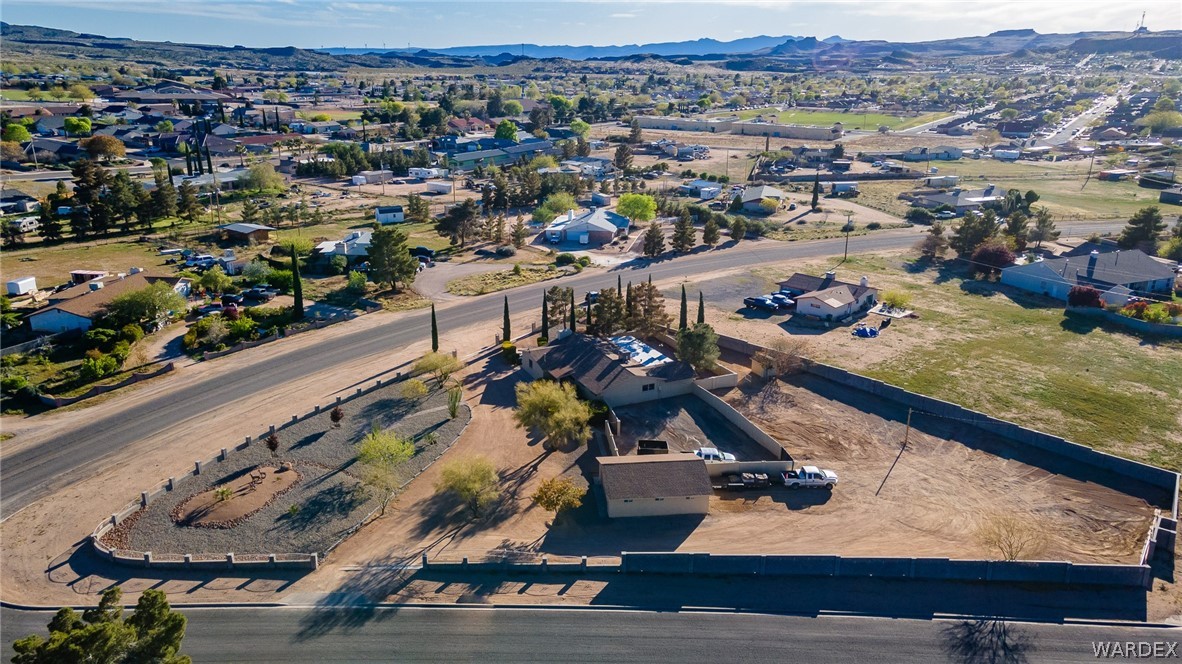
[[235, 144, 248, 168]]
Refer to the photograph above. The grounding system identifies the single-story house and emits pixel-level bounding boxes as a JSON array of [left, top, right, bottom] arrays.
[[315, 230, 372, 260], [171, 168, 253, 191], [1000, 249, 1176, 302], [679, 179, 723, 200], [292, 120, 342, 135], [0, 191, 41, 214], [740, 185, 788, 212], [779, 271, 878, 322], [22, 138, 83, 163], [409, 167, 448, 179], [219, 223, 275, 244], [28, 272, 190, 334], [561, 157, 614, 179], [908, 185, 1006, 214], [446, 117, 490, 133], [997, 120, 1039, 138], [599, 455, 712, 519], [902, 146, 963, 162], [375, 205, 405, 224], [1160, 185, 1182, 206], [520, 333, 696, 407], [544, 208, 629, 245]]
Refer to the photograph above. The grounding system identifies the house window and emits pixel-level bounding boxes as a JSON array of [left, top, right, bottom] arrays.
[[642, 384, 655, 392]]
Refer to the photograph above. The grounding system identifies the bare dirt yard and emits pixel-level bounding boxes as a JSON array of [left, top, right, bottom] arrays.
[[612, 394, 773, 461], [713, 374, 1159, 564]]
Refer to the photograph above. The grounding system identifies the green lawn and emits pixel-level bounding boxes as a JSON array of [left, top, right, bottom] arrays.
[[826, 256, 1182, 471], [0, 88, 33, 101], [858, 158, 1167, 220], [730, 108, 950, 130]]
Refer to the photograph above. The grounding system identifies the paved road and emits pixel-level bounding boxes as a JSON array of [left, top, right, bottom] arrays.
[[3, 605, 1175, 662], [0, 219, 1133, 518], [0, 230, 922, 517], [0, 165, 155, 182], [1041, 88, 1127, 147]]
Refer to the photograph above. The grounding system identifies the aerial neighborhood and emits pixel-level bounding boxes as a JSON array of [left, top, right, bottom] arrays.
[[1, 9, 1181, 659]]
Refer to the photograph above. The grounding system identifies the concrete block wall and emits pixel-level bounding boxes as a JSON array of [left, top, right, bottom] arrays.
[[40, 363, 176, 408], [691, 384, 789, 460], [1067, 307, 1182, 339], [803, 361, 1180, 518]]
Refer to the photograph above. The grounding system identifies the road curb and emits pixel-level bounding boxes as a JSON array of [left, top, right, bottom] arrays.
[[4, 598, 1179, 630]]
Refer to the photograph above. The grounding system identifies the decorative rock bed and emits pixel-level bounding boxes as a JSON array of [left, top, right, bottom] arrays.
[[96, 378, 471, 565]]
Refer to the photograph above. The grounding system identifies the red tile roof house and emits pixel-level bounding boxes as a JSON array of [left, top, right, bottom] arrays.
[[27, 272, 191, 334]]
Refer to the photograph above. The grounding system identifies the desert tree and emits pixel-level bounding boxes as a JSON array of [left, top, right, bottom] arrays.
[[436, 456, 500, 517], [357, 426, 415, 516], [514, 380, 592, 450]]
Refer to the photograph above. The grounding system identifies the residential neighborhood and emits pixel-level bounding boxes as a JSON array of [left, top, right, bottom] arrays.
[[1, 3, 1181, 661]]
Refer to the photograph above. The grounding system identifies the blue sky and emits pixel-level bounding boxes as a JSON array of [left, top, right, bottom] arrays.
[[5, 0, 1179, 49]]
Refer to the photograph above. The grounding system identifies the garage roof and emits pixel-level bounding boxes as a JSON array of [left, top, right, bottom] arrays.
[[599, 455, 712, 501]]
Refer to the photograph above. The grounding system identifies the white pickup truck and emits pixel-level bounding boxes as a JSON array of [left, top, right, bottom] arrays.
[[781, 465, 838, 490]]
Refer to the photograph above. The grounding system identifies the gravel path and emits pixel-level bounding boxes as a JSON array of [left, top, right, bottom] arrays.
[[114, 380, 471, 556]]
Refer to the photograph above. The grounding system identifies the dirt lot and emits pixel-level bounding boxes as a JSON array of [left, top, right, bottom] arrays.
[[612, 394, 773, 461], [708, 374, 1159, 564]]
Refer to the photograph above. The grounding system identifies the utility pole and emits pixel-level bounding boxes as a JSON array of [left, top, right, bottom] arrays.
[[903, 408, 913, 448]]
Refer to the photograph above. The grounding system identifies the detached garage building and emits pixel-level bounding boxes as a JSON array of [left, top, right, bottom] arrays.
[[599, 455, 712, 519]]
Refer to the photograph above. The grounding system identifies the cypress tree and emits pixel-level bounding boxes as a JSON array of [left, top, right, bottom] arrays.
[[811, 171, 820, 210], [625, 282, 634, 325], [569, 289, 577, 332], [430, 303, 439, 352], [541, 293, 550, 340], [205, 145, 214, 174], [617, 274, 622, 294], [502, 296, 511, 342], [697, 291, 705, 325], [291, 248, 304, 320], [678, 284, 688, 330]]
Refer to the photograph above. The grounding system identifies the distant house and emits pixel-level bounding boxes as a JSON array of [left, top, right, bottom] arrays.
[[315, 231, 372, 261], [740, 184, 788, 212], [219, 223, 275, 244], [446, 117, 490, 133], [520, 334, 696, 407], [22, 138, 83, 164], [902, 146, 963, 162], [1000, 249, 1176, 304], [0, 191, 41, 215], [996, 120, 1039, 138], [1160, 185, 1182, 206], [599, 455, 712, 519], [908, 184, 1006, 215], [678, 179, 723, 200], [292, 120, 342, 135], [375, 205, 405, 224], [171, 168, 253, 191], [779, 271, 878, 322], [28, 272, 191, 334], [544, 208, 629, 245]]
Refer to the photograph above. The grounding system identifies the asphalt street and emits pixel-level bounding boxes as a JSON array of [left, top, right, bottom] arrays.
[[3, 605, 1176, 663], [0, 230, 922, 516], [0, 221, 1132, 518]]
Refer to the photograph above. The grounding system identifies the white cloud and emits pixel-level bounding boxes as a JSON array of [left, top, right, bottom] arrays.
[[610, 12, 637, 18]]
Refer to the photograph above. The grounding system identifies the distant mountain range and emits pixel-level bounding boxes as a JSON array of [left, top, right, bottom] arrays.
[[2, 23, 1178, 73], [319, 35, 804, 59]]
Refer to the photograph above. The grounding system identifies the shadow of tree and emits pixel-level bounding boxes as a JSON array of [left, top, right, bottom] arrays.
[[277, 482, 367, 534], [941, 619, 1034, 664]]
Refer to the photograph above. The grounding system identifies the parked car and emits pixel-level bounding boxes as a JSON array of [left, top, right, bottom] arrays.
[[935, 211, 956, 220], [221, 293, 244, 306], [199, 302, 228, 315], [694, 447, 737, 462], [788, 203, 797, 211], [185, 254, 215, 268], [242, 287, 276, 302], [769, 293, 795, 309], [781, 465, 838, 490], [409, 246, 436, 259], [743, 296, 779, 312], [416, 255, 434, 266]]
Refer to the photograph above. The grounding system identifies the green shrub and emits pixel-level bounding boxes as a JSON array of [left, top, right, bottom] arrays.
[[78, 354, 118, 382], [82, 327, 119, 351], [229, 316, 257, 340], [1, 375, 29, 394], [346, 270, 367, 293], [109, 340, 131, 364], [268, 269, 295, 293], [120, 323, 145, 343], [536, 337, 548, 347], [577, 256, 591, 267], [501, 341, 519, 364], [554, 253, 577, 266], [329, 255, 348, 275], [866, 222, 882, 230], [586, 399, 609, 426], [1143, 307, 1171, 324]]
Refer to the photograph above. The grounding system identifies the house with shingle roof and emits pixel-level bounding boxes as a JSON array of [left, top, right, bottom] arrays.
[[599, 455, 712, 518], [778, 271, 878, 322], [1000, 249, 1176, 304], [28, 272, 190, 334], [520, 333, 696, 407]]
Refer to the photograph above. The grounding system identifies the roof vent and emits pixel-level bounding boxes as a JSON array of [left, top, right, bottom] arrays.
[[129, 266, 144, 274], [89, 281, 104, 291]]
